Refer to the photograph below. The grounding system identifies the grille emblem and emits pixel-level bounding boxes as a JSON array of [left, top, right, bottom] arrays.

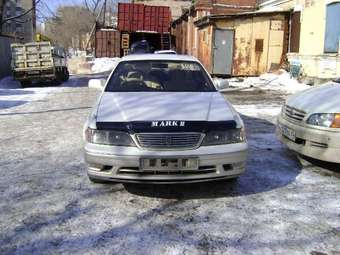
[[151, 121, 185, 127]]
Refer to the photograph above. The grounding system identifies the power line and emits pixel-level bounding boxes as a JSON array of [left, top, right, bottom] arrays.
[[1, 0, 42, 25]]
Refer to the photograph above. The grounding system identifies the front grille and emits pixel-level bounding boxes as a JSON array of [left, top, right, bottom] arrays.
[[118, 166, 216, 175], [135, 133, 203, 149], [284, 105, 306, 122]]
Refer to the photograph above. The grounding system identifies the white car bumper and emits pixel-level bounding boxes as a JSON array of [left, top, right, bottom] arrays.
[[84, 142, 248, 183], [277, 115, 340, 163]]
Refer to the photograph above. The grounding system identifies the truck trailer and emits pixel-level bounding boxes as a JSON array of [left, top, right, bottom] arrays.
[[11, 41, 69, 87]]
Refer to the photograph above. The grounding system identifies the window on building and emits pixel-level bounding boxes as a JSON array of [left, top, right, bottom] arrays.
[[324, 2, 340, 53]]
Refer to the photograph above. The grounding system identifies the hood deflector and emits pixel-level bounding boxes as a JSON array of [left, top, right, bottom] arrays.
[[96, 121, 237, 133]]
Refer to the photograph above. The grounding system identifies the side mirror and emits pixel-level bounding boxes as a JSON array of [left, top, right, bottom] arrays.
[[88, 79, 106, 90], [213, 78, 229, 90]]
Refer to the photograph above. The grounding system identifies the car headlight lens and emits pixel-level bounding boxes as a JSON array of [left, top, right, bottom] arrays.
[[202, 128, 246, 146], [306, 113, 340, 128], [85, 128, 136, 146]]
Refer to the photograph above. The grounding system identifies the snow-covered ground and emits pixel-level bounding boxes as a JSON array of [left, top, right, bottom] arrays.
[[91, 57, 119, 73], [226, 70, 311, 94], [0, 74, 339, 255]]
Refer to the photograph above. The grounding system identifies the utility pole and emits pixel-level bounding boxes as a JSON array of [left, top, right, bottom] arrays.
[[0, 0, 6, 34], [103, 0, 107, 26], [32, 0, 36, 36]]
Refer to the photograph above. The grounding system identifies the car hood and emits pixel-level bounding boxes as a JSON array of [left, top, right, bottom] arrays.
[[96, 92, 236, 122], [286, 82, 340, 114]]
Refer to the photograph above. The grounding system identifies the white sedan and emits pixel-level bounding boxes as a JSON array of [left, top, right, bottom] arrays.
[[84, 54, 248, 184], [277, 78, 340, 163]]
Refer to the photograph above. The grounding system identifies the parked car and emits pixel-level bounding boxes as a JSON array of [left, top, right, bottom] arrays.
[[277, 78, 340, 163], [83, 54, 248, 184]]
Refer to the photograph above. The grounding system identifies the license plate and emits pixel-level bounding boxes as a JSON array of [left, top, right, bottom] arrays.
[[140, 158, 199, 171], [280, 125, 296, 141]]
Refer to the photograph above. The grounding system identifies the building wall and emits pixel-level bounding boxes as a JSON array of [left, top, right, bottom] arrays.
[[0, 0, 33, 42], [213, 13, 288, 75], [258, 0, 296, 11], [197, 25, 213, 72], [0, 35, 14, 79], [195, 0, 257, 14], [260, 0, 340, 81], [135, 0, 192, 19]]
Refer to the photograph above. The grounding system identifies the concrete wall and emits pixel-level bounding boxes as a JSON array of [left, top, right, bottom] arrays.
[[0, 36, 13, 79]]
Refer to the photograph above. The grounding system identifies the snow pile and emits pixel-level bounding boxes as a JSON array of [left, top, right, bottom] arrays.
[[91, 57, 119, 73], [0, 76, 59, 110], [234, 104, 282, 118], [228, 70, 310, 94]]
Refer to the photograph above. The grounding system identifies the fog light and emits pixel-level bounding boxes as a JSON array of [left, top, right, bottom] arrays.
[[223, 164, 233, 171], [88, 163, 103, 171]]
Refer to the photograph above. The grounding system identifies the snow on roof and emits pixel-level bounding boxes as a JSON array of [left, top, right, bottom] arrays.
[[121, 54, 198, 62]]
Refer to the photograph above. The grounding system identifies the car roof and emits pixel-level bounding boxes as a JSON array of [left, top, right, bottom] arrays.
[[120, 54, 198, 62]]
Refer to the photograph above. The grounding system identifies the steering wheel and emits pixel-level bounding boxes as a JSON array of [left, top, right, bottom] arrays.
[[121, 80, 148, 90]]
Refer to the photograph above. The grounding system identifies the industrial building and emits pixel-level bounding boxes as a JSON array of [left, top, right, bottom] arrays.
[[173, 0, 340, 81]]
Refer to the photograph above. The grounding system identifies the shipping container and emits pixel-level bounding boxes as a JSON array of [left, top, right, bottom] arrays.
[[118, 3, 171, 33], [95, 29, 120, 58]]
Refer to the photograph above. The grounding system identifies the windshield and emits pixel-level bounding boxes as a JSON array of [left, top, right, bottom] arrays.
[[105, 60, 216, 92]]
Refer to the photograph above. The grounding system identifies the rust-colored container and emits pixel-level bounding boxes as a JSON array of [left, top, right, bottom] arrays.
[[118, 3, 171, 33], [95, 29, 120, 58]]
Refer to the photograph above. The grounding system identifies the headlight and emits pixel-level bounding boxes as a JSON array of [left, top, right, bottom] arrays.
[[306, 113, 340, 128], [202, 128, 246, 146], [85, 128, 136, 146]]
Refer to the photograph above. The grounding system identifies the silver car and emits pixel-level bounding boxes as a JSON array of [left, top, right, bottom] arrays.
[[277, 78, 340, 163]]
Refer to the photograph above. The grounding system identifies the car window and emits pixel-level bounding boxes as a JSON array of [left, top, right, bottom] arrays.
[[105, 60, 216, 92], [334, 77, 340, 83]]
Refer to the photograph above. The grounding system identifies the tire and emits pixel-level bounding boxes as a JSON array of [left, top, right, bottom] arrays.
[[62, 68, 70, 82], [20, 80, 32, 88]]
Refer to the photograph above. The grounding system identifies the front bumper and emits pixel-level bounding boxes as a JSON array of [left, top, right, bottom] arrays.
[[84, 142, 248, 183], [277, 115, 340, 163]]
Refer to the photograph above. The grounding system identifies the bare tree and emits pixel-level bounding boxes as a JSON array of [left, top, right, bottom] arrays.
[[84, 0, 102, 15], [44, 5, 96, 50]]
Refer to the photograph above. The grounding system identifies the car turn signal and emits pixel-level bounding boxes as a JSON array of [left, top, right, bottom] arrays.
[[331, 114, 340, 128]]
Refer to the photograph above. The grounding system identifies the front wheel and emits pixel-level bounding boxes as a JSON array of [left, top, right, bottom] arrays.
[[61, 68, 69, 82], [20, 80, 32, 88]]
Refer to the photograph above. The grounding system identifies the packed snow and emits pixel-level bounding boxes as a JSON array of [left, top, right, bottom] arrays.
[[0, 74, 339, 255], [234, 104, 282, 118], [91, 57, 119, 73], [0, 77, 59, 109], [226, 70, 311, 94]]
